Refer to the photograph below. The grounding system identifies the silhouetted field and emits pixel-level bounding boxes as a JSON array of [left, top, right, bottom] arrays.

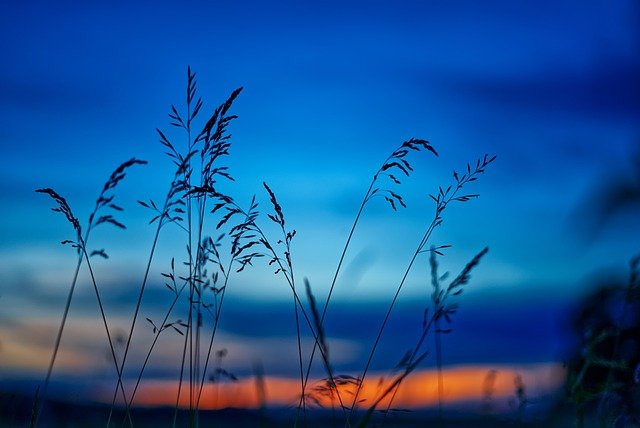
[[16, 69, 639, 428], [0, 391, 589, 428]]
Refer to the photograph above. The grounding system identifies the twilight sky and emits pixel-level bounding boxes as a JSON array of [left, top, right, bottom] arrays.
[[1, 0, 639, 410]]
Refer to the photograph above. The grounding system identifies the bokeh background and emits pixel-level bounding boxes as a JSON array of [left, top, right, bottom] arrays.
[[1, 0, 639, 417]]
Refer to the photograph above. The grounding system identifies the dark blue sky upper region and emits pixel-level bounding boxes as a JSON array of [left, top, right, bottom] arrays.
[[1, 0, 639, 402]]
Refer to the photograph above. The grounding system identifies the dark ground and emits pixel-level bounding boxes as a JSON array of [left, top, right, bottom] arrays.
[[0, 391, 604, 427]]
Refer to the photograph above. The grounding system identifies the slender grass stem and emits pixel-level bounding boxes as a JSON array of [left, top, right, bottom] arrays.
[[34, 168, 146, 428], [434, 317, 444, 423], [171, 81, 197, 426], [186, 209, 195, 422], [380, 247, 488, 427], [127, 278, 188, 407], [346, 227, 431, 425], [31, 255, 83, 428], [176, 157, 195, 427], [195, 256, 232, 408], [80, 246, 133, 427], [347, 158, 492, 424], [228, 196, 344, 416], [292, 284, 306, 427], [300, 141, 439, 420], [107, 204, 165, 427], [299, 178, 374, 414], [276, 199, 307, 426], [164, 70, 241, 427], [174, 314, 191, 428], [191, 155, 209, 414]]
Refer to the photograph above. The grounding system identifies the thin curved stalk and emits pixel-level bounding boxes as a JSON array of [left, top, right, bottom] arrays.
[[292, 283, 306, 427], [107, 211, 165, 427], [194, 253, 232, 408], [273, 193, 307, 426], [80, 246, 132, 427], [347, 158, 492, 424], [346, 225, 433, 424], [230, 196, 346, 417], [33, 175, 147, 428], [174, 81, 197, 426], [30, 255, 83, 428], [172, 179, 195, 427], [300, 140, 438, 416], [381, 312, 436, 425], [298, 178, 374, 413], [191, 160, 211, 412], [127, 279, 188, 408], [434, 317, 444, 423], [174, 314, 192, 428], [379, 250, 490, 427]]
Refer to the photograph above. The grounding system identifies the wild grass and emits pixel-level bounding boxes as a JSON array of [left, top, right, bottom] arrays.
[[32, 159, 146, 428], [566, 254, 640, 427], [32, 68, 500, 428]]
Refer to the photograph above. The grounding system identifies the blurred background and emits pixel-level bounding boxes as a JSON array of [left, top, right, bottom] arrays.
[[1, 0, 639, 424]]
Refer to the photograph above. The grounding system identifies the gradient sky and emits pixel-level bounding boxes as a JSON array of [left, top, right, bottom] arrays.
[[1, 0, 639, 410]]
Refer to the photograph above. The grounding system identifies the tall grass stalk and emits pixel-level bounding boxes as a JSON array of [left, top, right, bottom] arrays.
[[33, 158, 145, 427], [107, 224, 161, 427], [189, 81, 244, 428], [108, 197, 164, 428], [194, 255, 233, 409], [346, 155, 495, 425], [108, 156, 192, 427], [185, 185, 340, 424], [209, 191, 341, 411], [356, 351, 429, 428], [300, 139, 438, 412], [127, 264, 188, 408], [260, 182, 308, 425], [134, 68, 244, 427], [303, 278, 347, 417], [380, 246, 489, 426], [80, 241, 132, 424], [189, 88, 244, 426], [30, 246, 82, 428], [192, 186, 327, 422], [432, 254, 445, 423], [195, 196, 261, 408], [174, 314, 191, 427]]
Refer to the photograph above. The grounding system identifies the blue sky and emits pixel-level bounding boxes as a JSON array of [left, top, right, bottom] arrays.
[[1, 0, 639, 406]]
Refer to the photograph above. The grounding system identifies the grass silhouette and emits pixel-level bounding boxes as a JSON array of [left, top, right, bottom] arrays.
[[32, 68, 500, 428], [33, 159, 146, 428]]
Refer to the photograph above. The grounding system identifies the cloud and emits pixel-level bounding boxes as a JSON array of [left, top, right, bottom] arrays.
[[0, 317, 115, 376], [442, 59, 640, 122], [106, 362, 565, 411], [0, 268, 575, 382], [0, 75, 109, 114]]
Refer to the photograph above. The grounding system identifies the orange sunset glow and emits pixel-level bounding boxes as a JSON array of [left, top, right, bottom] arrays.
[[121, 363, 564, 410]]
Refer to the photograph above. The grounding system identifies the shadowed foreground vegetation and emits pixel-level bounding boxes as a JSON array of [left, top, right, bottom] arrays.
[[9, 69, 639, 427], [0, 391, 594, 428]]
